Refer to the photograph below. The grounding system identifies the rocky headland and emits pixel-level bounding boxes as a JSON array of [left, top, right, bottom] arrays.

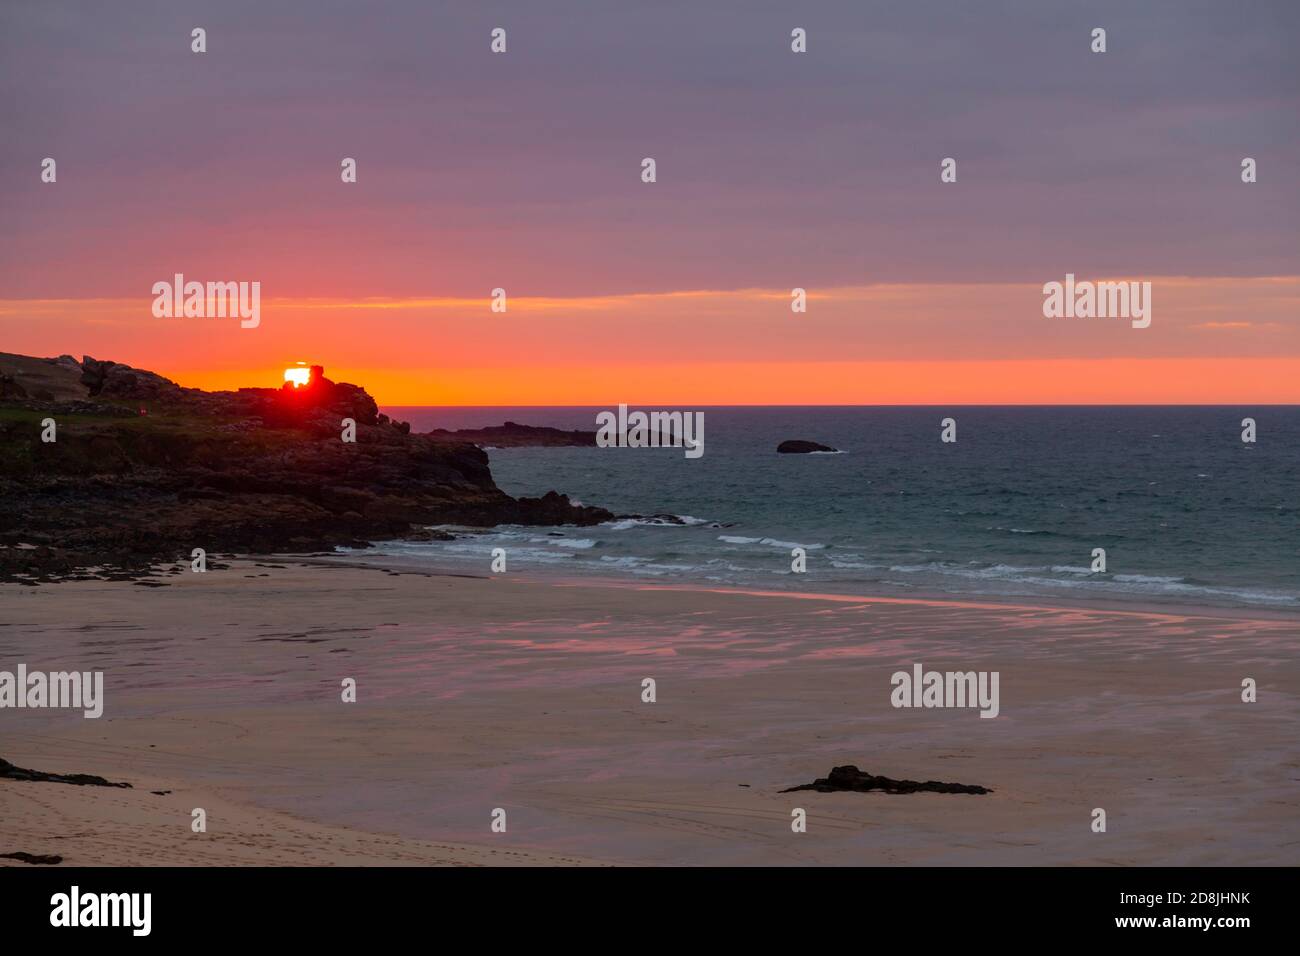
[[0, 353, 612, 583]]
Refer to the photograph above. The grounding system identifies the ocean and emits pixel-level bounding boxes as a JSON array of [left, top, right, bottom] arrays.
[[376, 406, 1300, 610]]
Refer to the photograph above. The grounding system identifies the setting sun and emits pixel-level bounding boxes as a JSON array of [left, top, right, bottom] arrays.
[[284, 363, 310, 388]]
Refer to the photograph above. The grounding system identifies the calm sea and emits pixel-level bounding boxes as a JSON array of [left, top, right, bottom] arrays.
[[377, 406, 1300, 610]]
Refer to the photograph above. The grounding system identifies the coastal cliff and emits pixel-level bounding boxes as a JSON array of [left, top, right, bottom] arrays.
[[0, 353, 610, 582]]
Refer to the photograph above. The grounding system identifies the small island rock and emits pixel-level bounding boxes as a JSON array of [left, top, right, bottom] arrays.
[[777, 439, 838, 454]]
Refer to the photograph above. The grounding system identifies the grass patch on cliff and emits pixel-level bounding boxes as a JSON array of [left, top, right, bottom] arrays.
[[0, 406, 119, 425]]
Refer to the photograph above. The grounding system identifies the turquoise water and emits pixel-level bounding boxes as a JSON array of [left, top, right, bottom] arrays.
[[379, 406, 1300, 610]]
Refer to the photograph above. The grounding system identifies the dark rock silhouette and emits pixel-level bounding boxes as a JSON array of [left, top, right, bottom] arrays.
[[0, 352, 93, 401], [0, 757, 132, 788], [777, 439, 838, 454], [0, 373, 28, 399], [0, 851, 63, 865], [0, 355, 615, 581], [781, 764, 991, 795], [424, 421, 597, 447], [81, 355, 183, 402]]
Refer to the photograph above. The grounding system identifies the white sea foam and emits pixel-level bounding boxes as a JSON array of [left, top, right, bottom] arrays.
[[605, 514, 712, 530], [829, 559, 885, 571], [717, 535, 825, 550], [599, 555, 648, 567], [544, 537, 597, 549]]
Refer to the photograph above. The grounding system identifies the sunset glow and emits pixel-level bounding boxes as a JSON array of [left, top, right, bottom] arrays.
[[4, 0, 1298, 887], [284, 364, 310, 388], [3, 275, 1296, 404], [3, 4, 1295, 406]]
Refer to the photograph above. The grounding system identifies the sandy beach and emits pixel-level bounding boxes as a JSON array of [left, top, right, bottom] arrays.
[[2, 559, 1297, 867]]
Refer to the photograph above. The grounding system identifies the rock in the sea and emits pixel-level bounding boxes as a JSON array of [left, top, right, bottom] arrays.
[[424, 421, 597, 447], [777, 439, 838, 454], [403, 527, 457, 542], [781, 764, 990, 795], [510, 491, 610, 525]]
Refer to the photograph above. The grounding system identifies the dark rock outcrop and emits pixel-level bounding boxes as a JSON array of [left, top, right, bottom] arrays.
[[781, 765, 991, 795], [402, 527, 457, 542], [608, 513, 732, 529], [0, 757, 132, 788], [0, 356, 614, 581], [81, 355, 184, 402], [0, 851, 63, 865], [0, 374, 28, 400], [777, 440, 838, 454], [423, 421, 597, 447], [0, 352, 89, 402]]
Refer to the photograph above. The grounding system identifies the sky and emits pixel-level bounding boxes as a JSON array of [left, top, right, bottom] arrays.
[[1, 0, 1297, 404]]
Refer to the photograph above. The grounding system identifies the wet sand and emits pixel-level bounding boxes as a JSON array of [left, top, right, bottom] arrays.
[[2, 559, 1297, 866]]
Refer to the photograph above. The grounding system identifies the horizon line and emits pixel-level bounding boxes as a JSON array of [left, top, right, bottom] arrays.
[[379, 402, 1300, 408]]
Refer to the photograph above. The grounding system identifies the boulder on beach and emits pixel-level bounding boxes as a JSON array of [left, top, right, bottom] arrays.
[[0, 756, 132, 789], [777, 439, 838, 454], [781, 764, 991, 795]]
